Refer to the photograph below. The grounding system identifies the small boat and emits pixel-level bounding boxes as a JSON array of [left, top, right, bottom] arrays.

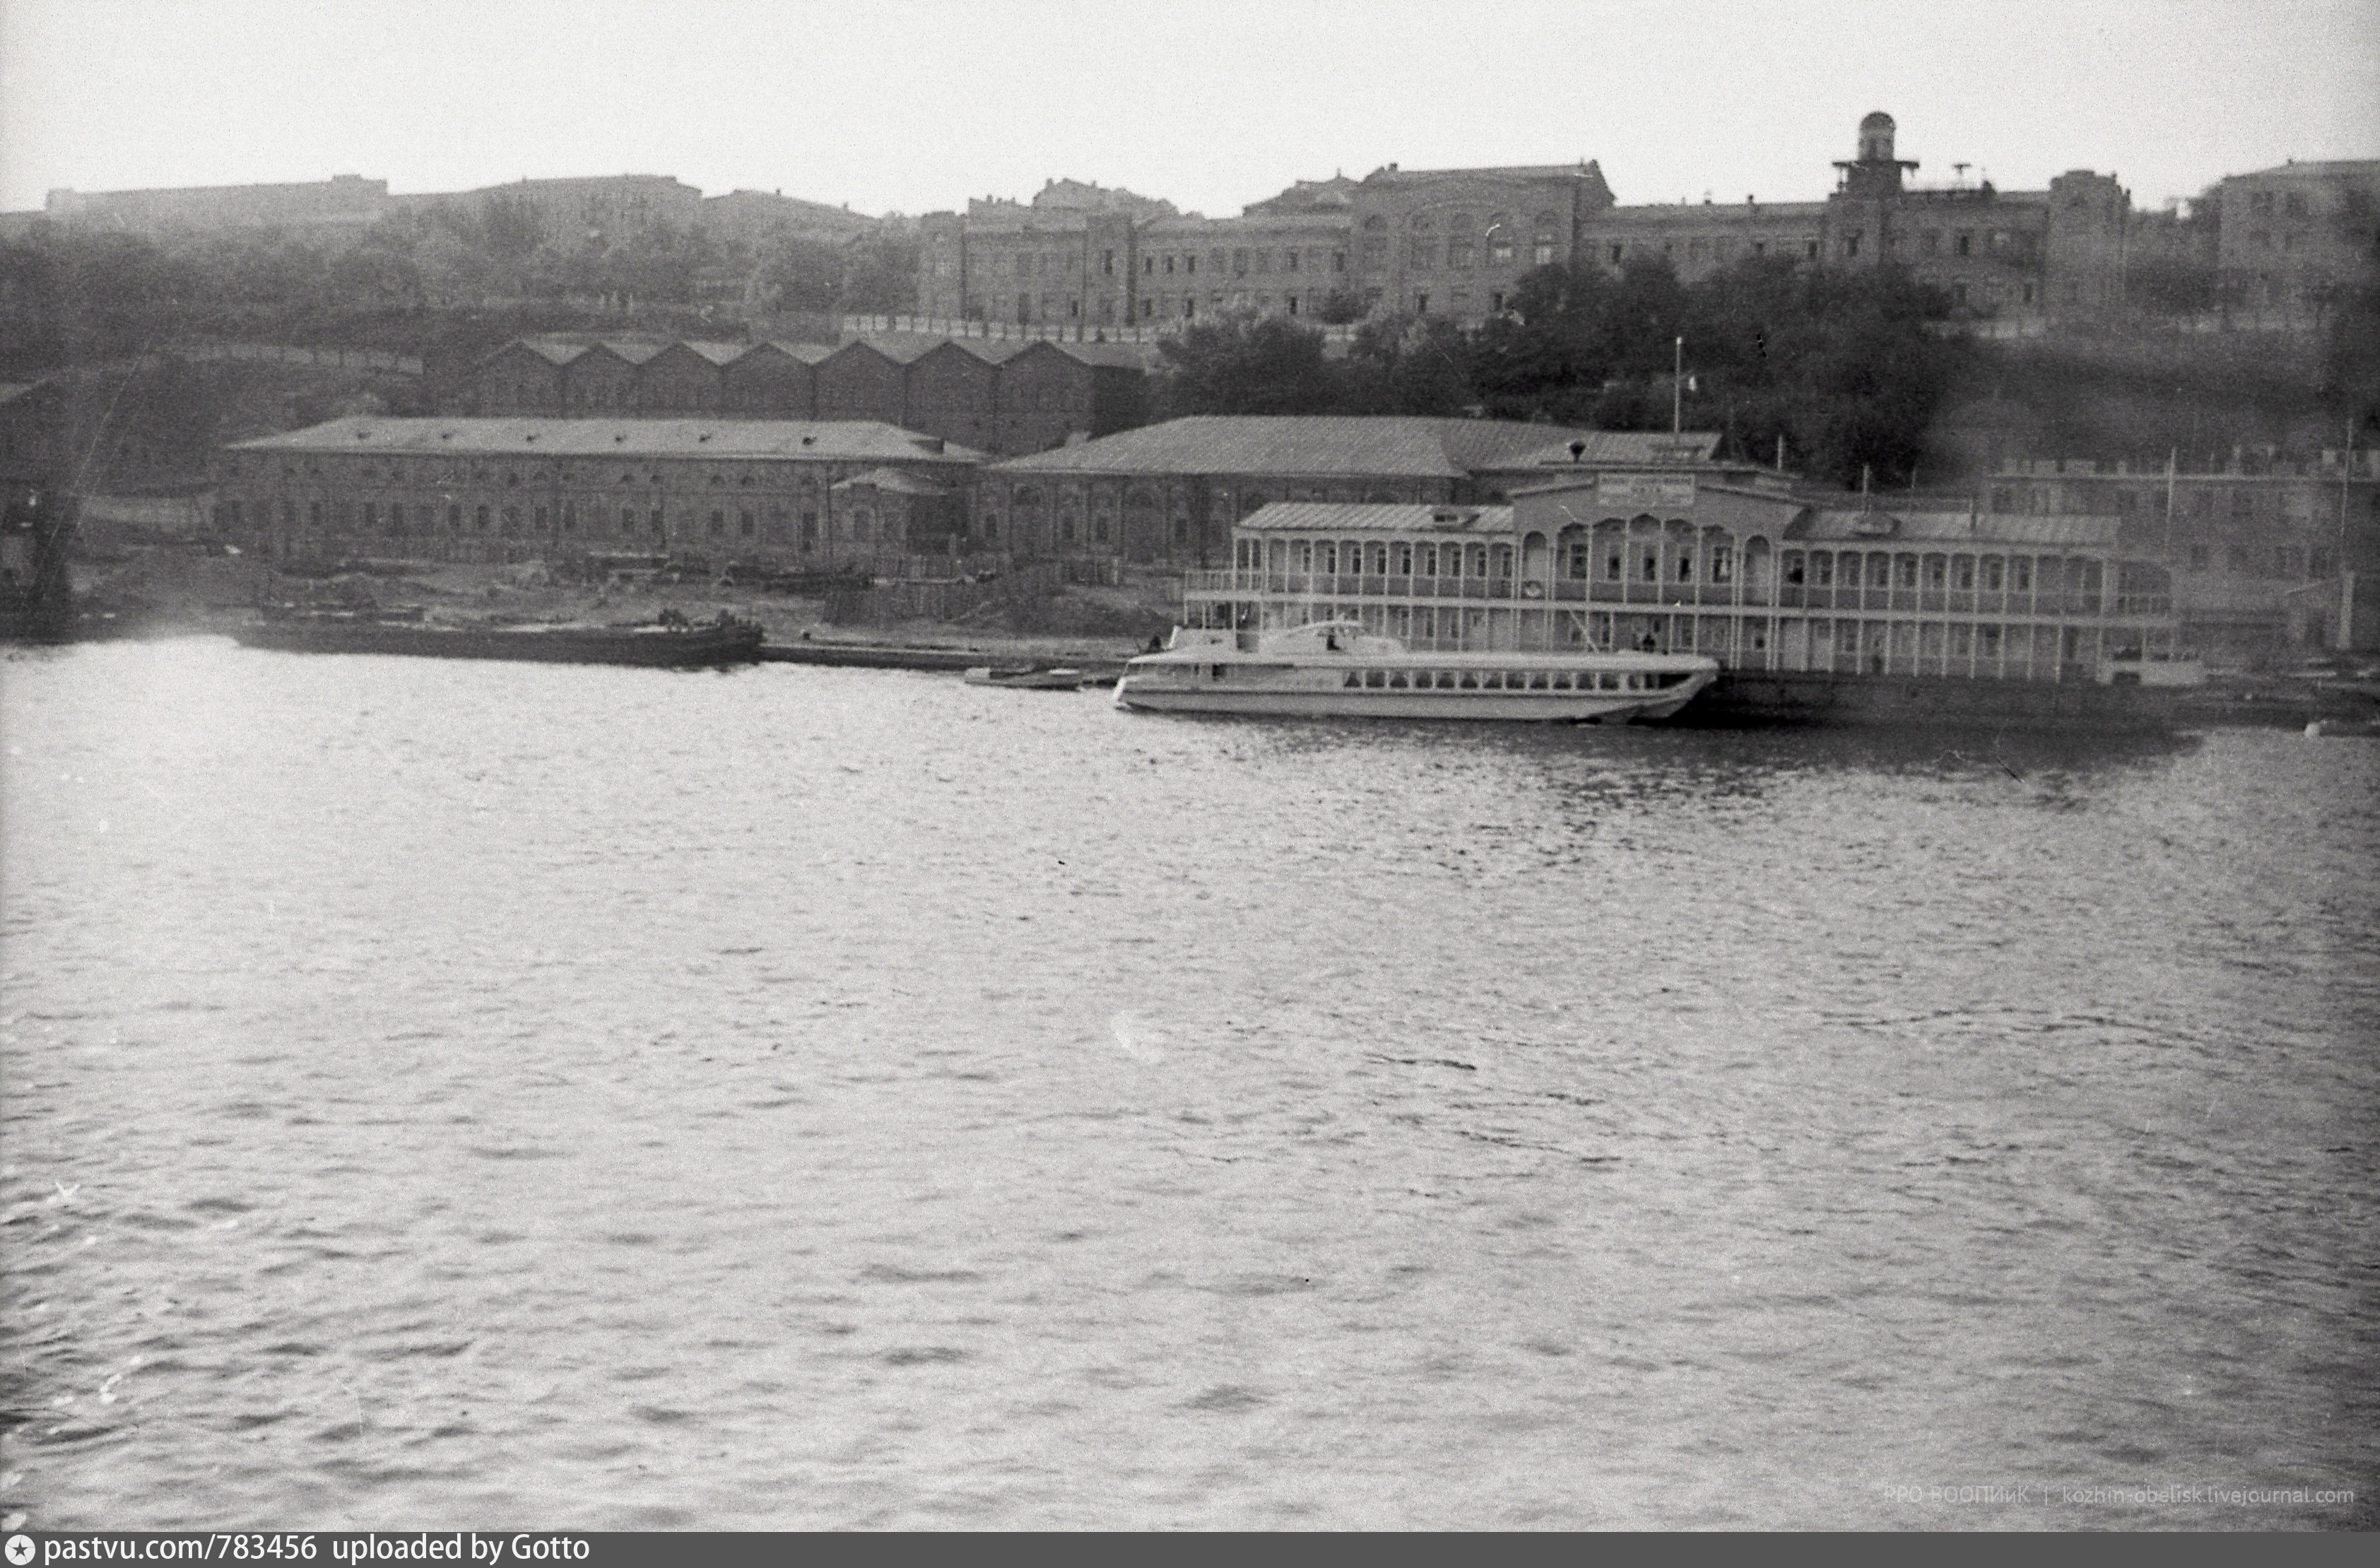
[[1112, 620, 1719, 721], [2305, 717, 2380, 738], [964, 664, 1093, 690], [232, 608, 765, 668]]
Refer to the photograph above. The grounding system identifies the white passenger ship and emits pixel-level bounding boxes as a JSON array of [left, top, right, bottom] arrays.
[[1112, 619, 1719, 721]]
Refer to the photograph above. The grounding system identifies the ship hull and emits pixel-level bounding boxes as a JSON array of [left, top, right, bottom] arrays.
[[232, 620, 764, 668], [1113, 685, 1699, 721]]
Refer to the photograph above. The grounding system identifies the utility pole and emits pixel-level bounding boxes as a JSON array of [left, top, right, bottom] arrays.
[[1672, 336, 1683, 435]]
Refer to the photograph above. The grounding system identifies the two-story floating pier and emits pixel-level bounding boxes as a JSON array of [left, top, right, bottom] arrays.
[[1179, 468, 2201, 726]]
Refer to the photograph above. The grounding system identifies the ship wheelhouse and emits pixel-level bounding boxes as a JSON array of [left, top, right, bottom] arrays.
[[1183, 479, 2187, 683]]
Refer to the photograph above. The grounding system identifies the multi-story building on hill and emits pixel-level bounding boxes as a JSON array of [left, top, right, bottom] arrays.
[[1985, 450, 2380, 654], [697, 189, 882, 247], [40, 175, 390, 240], [2210, 159, 2380, 315], [386, 175, 705, 244], [915, 166, 1608, 329], [1345, 160, 1618, 322], [30, 172, 883, 251], [913, 113, 2193, 331]]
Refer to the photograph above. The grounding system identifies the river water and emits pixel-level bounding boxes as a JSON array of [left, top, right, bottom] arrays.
[[2, 638, 2374, 1530]]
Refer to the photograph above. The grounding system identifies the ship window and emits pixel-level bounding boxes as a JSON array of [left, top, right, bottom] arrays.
[[1389, 672, 1408, 688], [1545, 672, 1567, 690], [1459, 672, 1479, 690], [1601, 673, 1621, 691], [2013, 558, 2034, 592], [1343, 672, 1361, 688], [1365, 670, 1386, 688]]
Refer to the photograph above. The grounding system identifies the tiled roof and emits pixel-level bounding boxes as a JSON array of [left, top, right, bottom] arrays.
[[478, 334, 1150, 376], [991, 416, 1598, 478], [228, 417, 987, 464], [1588, 202, 1827, 225], [755, 340, 837, 365], [1521, 431, 1721, 466], [1795, 507, 2121, 546], [1366, 162, 1606, 184], [1239, 502, 1515, 534], [488, 340, 587, 368], [582, 341, 667, 366], [832, 467, 952, 495]]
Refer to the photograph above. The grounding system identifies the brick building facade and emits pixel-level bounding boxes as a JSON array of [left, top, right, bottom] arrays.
[[1986, 451, 2380, 654], [213, 417, 986, 572], [2213, 159, 2380, 314], [913, 113, 2215, 330]]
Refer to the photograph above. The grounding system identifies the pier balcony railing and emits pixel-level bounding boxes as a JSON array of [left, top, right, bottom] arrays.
[[1182, 570, 2170, 622]]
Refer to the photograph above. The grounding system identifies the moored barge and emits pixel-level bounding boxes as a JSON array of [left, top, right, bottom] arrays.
[[233, 610, 764, 667]]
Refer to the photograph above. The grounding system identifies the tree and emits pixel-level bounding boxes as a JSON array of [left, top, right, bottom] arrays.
[[1154, 313, 1341, 416], [1343, 314, 1475, 415], [1314, 286, 1368, 325]]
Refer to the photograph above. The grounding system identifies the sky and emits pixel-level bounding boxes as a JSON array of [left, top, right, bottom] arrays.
[[1, 0, 2375, 218]]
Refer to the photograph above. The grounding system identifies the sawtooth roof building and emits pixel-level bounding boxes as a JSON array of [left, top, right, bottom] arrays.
[[460, 335, 1150, 458]]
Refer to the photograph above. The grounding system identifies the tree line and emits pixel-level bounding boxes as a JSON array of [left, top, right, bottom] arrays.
[[0, 204, 921, 379], [1153, 255, 1967, 488], [1153, 247, 2380, 488]]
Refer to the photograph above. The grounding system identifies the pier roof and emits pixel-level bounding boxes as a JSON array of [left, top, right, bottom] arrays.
[[994, 416, 1603, 479], [1238, 502, 1515, 534], [1795, 507, 2121, 546], [228, 417, 986, 464]]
